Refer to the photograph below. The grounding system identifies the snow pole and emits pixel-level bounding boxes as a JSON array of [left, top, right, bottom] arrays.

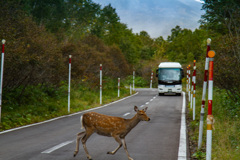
[[118, 78, 120, 97], [186, 66, 189, 93], [188, 65, 191, 102], [100, 64, 102, 105], [190, 66, 193, 109], [68, 55, 72, 113], [206, 50, 215, 160], [133, 70, 135, 91], [198, 38, 211, 149], [150, 70, 153, 89], [130, 84, 132, 95], [0, 39, 6, 122], [192, 60, 196, 120]]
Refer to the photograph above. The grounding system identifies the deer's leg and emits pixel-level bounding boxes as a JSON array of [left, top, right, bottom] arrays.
[[73, 131, 85, 157], [107, 136, 122, 155], [81, 130, 94, 160], [121, 138, 134, 160]]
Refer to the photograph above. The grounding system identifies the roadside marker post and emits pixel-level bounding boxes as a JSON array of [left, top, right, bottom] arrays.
[[206, 50, 215, 160], [186, 66, 189, 94], [118, 78, 120, 97], [0, 39, 6, 122], [188, 65, 191, 102], [68, 55, 72, 113], [133, 71, 135, 91], [190, 65, 193, 109], [130, 84, 132, 95], [192, 60, 196, 120], [150, 70, 153, 89], [100, 64, 102, 105], [198, 38, 211, 149]]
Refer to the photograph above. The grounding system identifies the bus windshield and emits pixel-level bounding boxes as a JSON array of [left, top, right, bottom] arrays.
[[158, 68, 181, 81]]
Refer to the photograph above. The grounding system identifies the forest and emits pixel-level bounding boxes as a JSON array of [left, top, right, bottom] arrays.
[[0, 0, 239, 99], [0, 0, 239, 158]]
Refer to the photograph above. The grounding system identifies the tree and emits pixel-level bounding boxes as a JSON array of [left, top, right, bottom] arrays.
[[200, 0, 240, 101], [200, 0, 240, 36], [18, 0, 68, 32], [167, 25, 182, 42], [91, 4, 120, 38]]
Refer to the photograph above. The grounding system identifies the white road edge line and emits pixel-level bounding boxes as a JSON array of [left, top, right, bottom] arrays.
[[178, 92, 187, 160], [42, 140, 73, 154], [123, 112, 130, 117], [0, 92, 139, 135]]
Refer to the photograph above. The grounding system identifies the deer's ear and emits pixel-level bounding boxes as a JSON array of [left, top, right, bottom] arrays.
[[143, 107, 148, 112], [134, 106, 139, 112]]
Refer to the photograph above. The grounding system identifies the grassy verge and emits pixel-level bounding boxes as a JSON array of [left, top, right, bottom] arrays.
[[186, 86, 240, 160], [0, 77, 137, 131]]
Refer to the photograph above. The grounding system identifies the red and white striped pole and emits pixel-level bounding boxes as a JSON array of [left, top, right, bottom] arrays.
[[68, 55, 72, 113], [186, 66, 189, 93], [188, 65, 191, 102], [133, 70, 135, 91], [118, 78, 120, 97], [0, 39, 6, 122], [206, 50, 215, 160], [192, 60, 196, 120], [198, 38, 211, 149], [130, 84, 132, 95], [100, 64, 102, 105], [190, 65, 194, 109], [150, 70, 153, 89]]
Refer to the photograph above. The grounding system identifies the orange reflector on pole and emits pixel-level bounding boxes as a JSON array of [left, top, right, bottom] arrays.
[[208, 50, 215, 58]]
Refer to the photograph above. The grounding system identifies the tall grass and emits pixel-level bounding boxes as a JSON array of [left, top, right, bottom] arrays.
[[0, 78, 133, 131], [187, 85, 240, 159]]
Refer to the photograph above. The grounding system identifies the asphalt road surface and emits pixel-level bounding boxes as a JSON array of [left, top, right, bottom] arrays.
[[0, 88, 186, 160]]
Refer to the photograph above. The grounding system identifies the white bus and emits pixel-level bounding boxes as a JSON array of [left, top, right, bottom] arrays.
[[156, 62, 184, 96]]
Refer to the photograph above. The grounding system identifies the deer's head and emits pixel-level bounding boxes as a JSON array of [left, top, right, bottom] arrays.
[[134, 106, 150, 121]]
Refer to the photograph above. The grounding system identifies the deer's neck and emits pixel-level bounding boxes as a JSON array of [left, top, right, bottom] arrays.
[[126, 114, 140, 130]]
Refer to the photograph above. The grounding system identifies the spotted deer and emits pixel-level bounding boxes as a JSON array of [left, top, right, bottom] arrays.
[[73, 106, 150, 160]]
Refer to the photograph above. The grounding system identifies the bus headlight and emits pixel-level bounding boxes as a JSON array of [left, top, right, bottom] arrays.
[[175, 85, 182, 89]]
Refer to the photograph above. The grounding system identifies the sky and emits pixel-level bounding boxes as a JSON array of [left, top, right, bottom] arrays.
[[92, 0, 205, 39]]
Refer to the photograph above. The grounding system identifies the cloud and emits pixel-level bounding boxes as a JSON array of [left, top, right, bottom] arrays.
[[195, 0, 205, 3], [92, 0, 204, 39]]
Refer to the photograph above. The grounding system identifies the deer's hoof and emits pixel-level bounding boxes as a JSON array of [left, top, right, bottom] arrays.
[[107, 151, 113, 155], [73, 151, 77, 157]]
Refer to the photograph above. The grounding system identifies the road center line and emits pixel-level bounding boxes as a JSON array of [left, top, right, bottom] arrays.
[[145, 102, 149, 105], [42, 140, 73, 154], [123, 112, 130, 117]]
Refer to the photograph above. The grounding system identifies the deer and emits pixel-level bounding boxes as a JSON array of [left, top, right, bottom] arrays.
[[73, 106, 150, 160]]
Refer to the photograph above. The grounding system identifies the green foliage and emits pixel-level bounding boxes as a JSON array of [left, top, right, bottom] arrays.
[[200, 0, 240, 35], [165, 26, 210, 63], [124, 75, 148, 88], [192, 151, 206, 159], [0, 79, 130, 131], [200, 0, 240, 101]]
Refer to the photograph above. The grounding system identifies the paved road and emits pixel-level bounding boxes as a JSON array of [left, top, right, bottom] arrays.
[[0, 89, 186, 160]]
